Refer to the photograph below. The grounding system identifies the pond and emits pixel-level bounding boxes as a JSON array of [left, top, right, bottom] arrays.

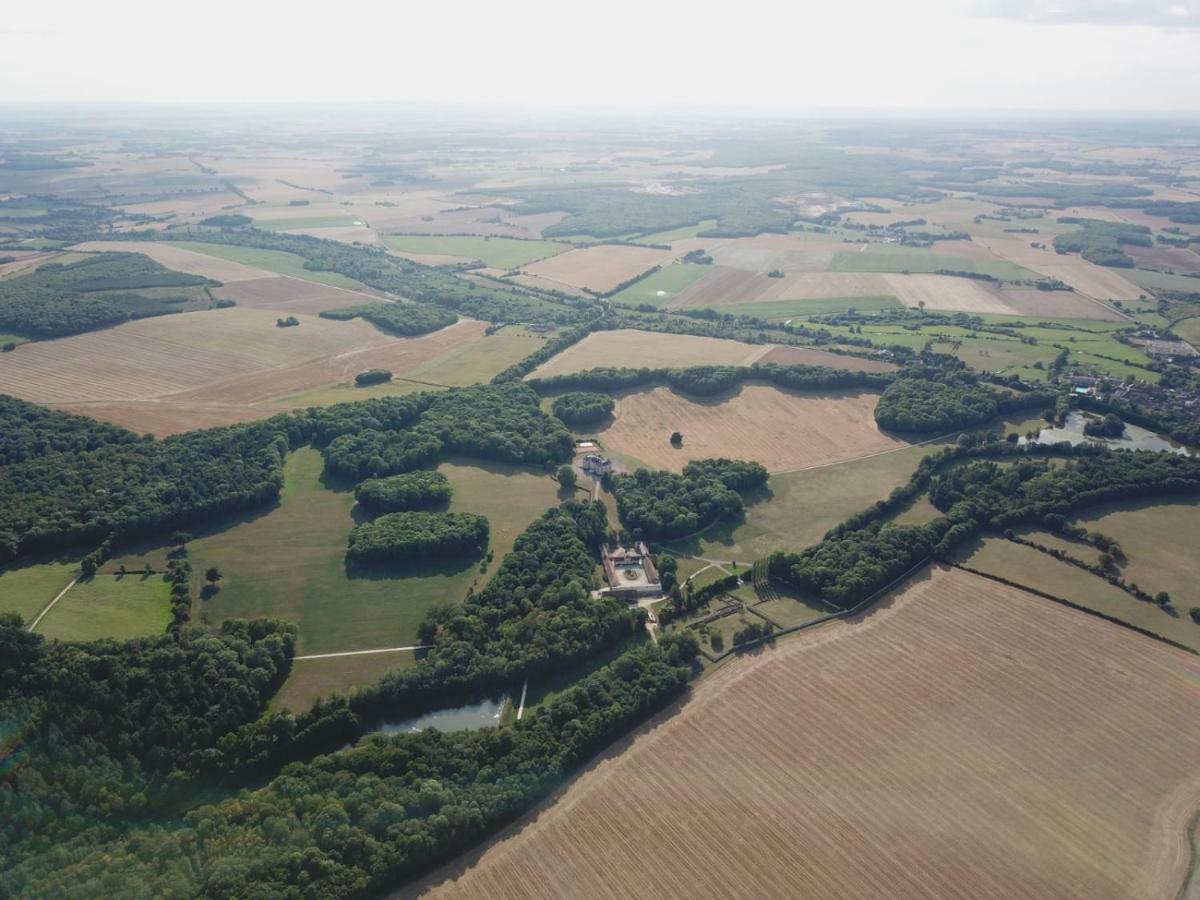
[[375, 695, 506, 735], [1022, 411, 1194, 456]]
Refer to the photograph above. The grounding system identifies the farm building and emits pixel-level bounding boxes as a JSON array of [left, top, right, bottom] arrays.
[[582, 454, 612, 476], [601, 542, 661, 597]]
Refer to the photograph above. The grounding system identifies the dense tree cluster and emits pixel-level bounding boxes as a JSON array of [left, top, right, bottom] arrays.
[[1052, 218, 1152, 267], [355, 470, 452, 512], [0, 419, 290, 562], [530, 361, 892, 398], [347, 511, 489, 562], [354, 368, 393, 386], [1083, 413, 1125, 438], [608, 459, 764, 540], [772, 442, 1200, 608], [0, 394, 140, 465], [550, 391, 614, 426], [4, 636, 698, 898], [0, 252, 216, 338], [320, 302, 457, 337], [873, 367, 1050, 434], [320, 384, 573, 479], [0, 617, 295, 872], [199, 214, 252, 228]]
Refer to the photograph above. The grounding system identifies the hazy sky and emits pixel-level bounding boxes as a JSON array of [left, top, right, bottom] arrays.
[[2, 0, 1198, 112]]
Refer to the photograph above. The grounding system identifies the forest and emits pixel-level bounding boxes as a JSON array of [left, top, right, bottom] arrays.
[[0, 251, 217, 338], [319, 302, 457, 337], [354, 469, 453, 512], [1052, 218, 1153, 267], [530, 361, 892, 398], [550, 391, 614, 426], [607, 459, 767, 540], [873, 366, 1052, 433], [346, 510, 489, 562]]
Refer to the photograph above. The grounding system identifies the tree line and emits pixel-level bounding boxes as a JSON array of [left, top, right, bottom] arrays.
[[319, 302, 457, 337]]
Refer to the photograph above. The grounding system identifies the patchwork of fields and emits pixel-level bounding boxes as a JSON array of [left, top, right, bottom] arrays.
[[414, 566, 1200, 899]]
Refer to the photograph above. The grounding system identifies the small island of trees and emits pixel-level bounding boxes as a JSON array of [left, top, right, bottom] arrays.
[[355, 470, 453, 512], [355, 368, 393, 387], [551, 391, 614, 426], [347, 510, 489, 562]]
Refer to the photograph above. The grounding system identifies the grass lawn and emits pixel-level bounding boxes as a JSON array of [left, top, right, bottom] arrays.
[[170, 241, 368, 290], [1072, 498, 1200, 615], [185, 448, 561, 657], [705, 296, 903, 320], [953, 536, 1200, 651], [36, 573, 171, 642], [383, 235, 568, 269], [273, 649, 422, 713], [280, 326, 544, 406], [0, 555, 79, 624], [0, 333, 29, 347], [610, 263, 710, 306], [1123, 268, 1200, 293], [1171, 317, 1200, 348], [664, 441, 955, 562], [751, 596, 832, 629], [829, 247, 1039, 282]]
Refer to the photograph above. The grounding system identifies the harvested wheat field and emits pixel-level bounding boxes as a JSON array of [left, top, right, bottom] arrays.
[[592, 384, 902, 472], [411, 566, 1200, 900], [70, 240, 271, 282], [213, 275, 380, 314], [521, 244, 675, 293], [530, 329, 771, 378], [0, 309, 486, 433], [755, 344, 897, 372], [977, 236, 1144, 302]]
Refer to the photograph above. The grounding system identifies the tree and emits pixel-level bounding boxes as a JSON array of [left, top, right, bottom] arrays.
[[670, 431, 683, 446], [205, 567, 222, 584], [1190, 607, 1200, 625], [1155, 591, 1171, 607], [556, 465, 577, 490]]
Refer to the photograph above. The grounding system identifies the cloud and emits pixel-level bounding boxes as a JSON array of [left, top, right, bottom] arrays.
[[978, 0, 1200, 27]]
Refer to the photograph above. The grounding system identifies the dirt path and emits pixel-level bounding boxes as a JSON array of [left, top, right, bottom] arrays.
[[293, 644, 432, 661], [28, 576, 78, 632]]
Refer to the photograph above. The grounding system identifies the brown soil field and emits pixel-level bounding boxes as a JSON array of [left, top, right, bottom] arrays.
[[214, 275, 380, 313], [1127, 245, 1200, 276], [590, 384, 903, 472], [529, 329, 770, 378], [410, 566, 1200, 900], [755, 344, 898, 372], [70, 240, 269, 282], [976, 236, 1144, 301], [168, 319, 484, 405], [502, 273, 591, 297], [0, 309, 488, 434], [522, 245, 675, 293], [0, 308, 394, 404]]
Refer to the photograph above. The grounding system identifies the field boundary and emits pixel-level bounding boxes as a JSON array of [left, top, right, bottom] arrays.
[[951, 564, 1198, 655], [701, 557, 931, 663]]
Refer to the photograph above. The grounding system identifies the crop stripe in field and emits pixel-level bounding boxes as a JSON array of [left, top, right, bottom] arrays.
[[293, 644, 432, 660]]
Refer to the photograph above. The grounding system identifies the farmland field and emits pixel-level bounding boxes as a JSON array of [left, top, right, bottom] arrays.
[[34, 574, 171, 642], [383, 235, 568, 269], [954, 536, 1200, 651], [413, 566, 1200, 899], [608, 263, 711, 306], [590, 384, 904, 473], [520, 244, 675, 293], [168, 240, 370, 290], [529, 329, 770, 377]]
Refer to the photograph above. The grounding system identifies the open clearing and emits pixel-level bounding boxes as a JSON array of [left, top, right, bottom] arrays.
[[70, 240, 270, 282], [0, 555, 79, 624], [173, 449, 560, 660], [35, 574, 171, 642], [590, 385, 904, 473], [413, 566, 1200, 900], [272, 649, 421, 713], [520, 244, 675, 293], [608, 263, 712, 306]]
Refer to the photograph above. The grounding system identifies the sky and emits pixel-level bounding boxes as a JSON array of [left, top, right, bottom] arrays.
[[1, 0, 1199, 113]]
